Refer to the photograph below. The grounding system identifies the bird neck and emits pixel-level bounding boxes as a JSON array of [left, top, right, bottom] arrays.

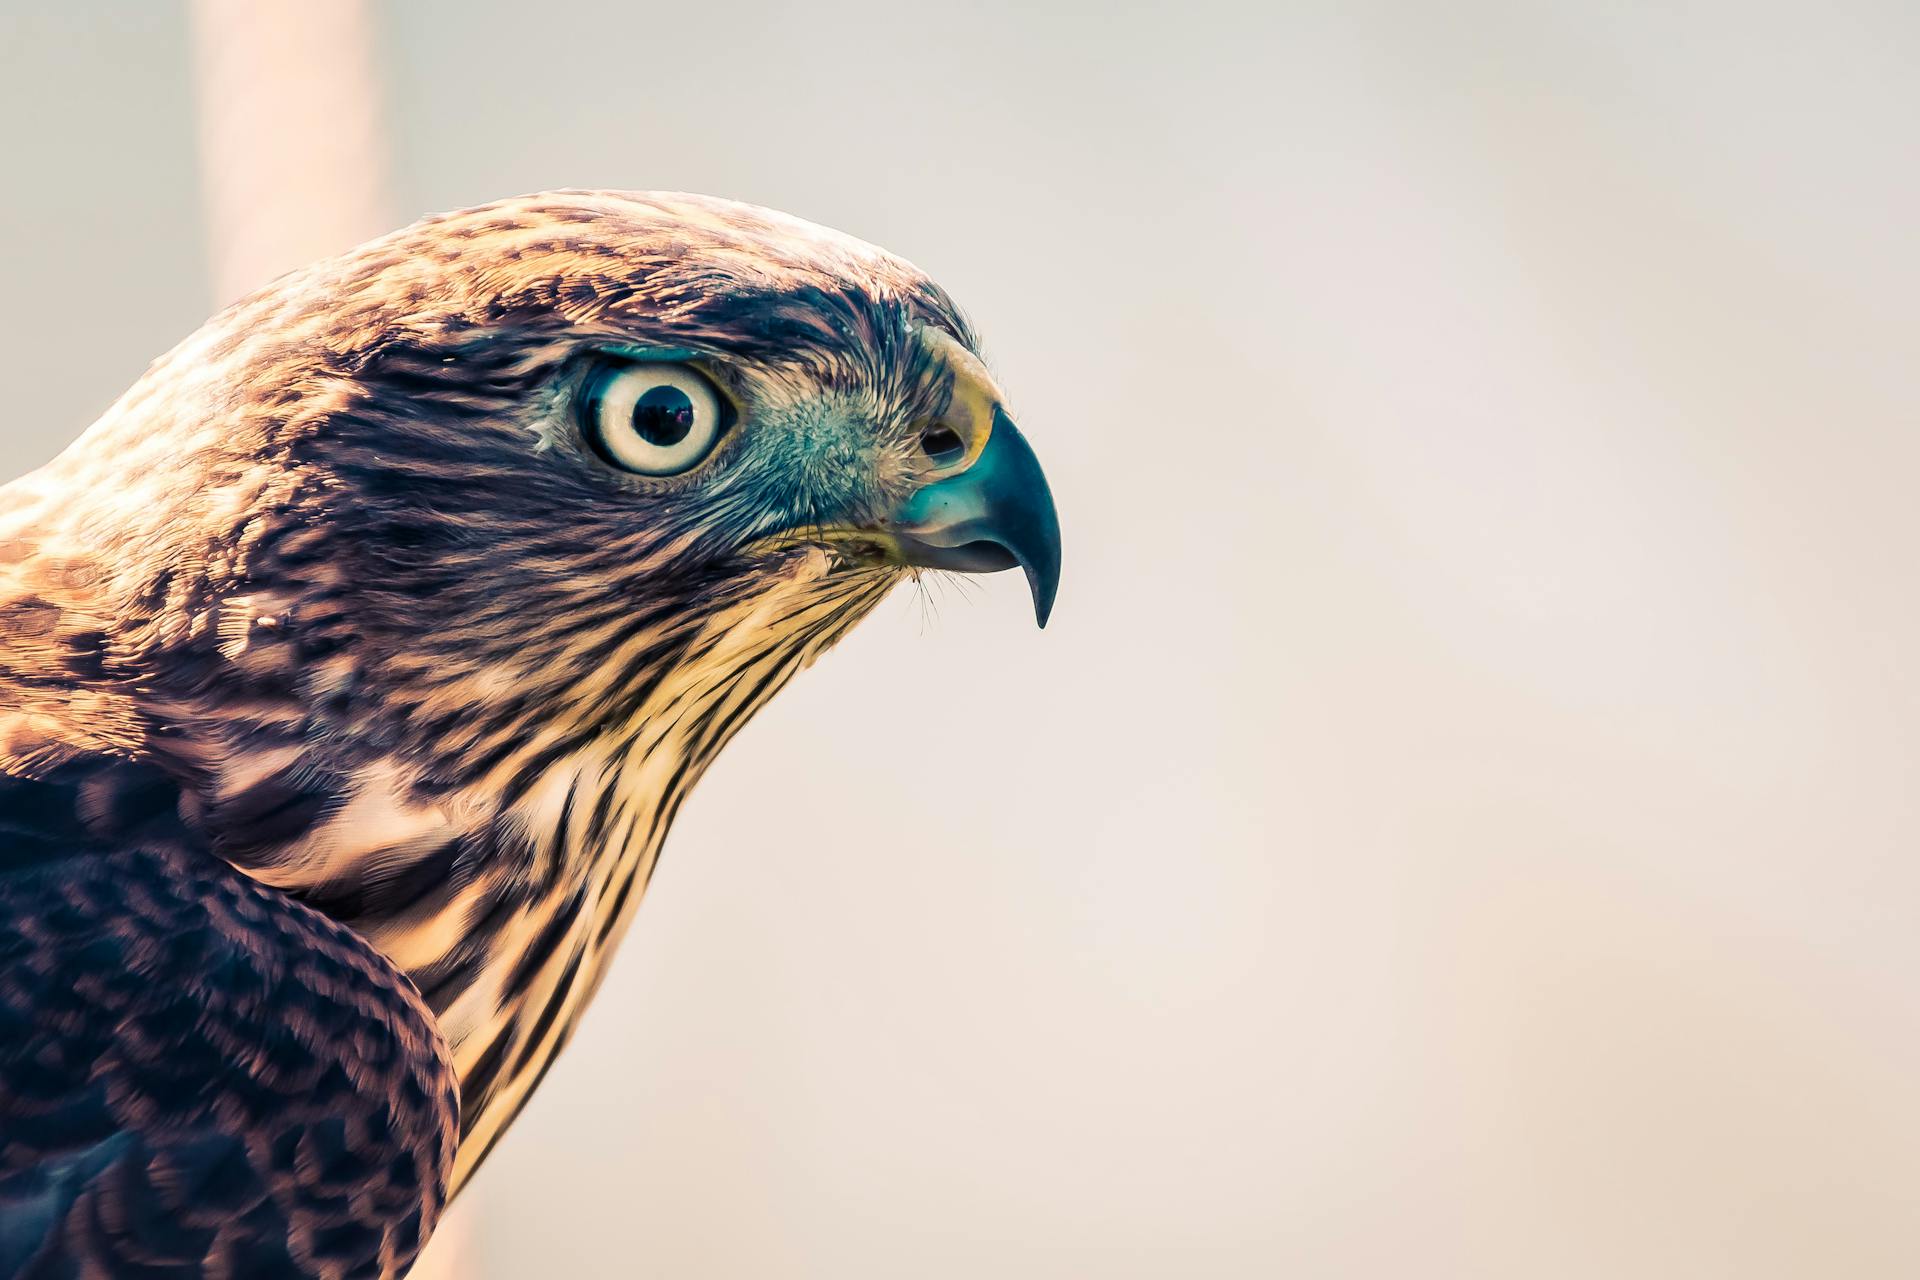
[[183, 548, 895, 1189]]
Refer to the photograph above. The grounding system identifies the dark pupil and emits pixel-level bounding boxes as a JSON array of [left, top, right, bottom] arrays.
[[632, 385, 696, 446]]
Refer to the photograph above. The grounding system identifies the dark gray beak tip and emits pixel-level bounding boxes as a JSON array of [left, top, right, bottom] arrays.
[[1024, 534, 1060, 630]]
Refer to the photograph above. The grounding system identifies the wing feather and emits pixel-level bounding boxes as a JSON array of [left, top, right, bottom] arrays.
[[0, 760, 457, 1279]]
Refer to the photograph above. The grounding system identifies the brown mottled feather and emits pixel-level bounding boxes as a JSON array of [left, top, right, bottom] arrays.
[[0, 761, 456, 1277]]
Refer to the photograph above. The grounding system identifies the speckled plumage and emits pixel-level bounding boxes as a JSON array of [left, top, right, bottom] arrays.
[[0, 759, 455, 1277], [0, 191, 1057, 1274]]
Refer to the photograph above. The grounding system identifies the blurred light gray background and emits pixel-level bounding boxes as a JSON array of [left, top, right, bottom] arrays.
[[5, 2, 1920, 1276]]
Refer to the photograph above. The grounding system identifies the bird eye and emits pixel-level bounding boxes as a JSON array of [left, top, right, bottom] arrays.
[[581, 360, 730, 476]]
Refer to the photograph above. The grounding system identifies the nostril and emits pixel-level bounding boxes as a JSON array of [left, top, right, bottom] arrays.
[[920, 424, 966, 465]]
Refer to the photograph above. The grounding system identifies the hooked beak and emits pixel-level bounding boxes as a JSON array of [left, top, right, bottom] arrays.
[[886, 406, 1062, 627]]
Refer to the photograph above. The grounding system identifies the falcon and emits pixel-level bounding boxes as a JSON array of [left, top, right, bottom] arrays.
[[0, 191, 1059, 1277]]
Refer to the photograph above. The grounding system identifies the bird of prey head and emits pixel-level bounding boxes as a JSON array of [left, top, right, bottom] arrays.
[[0, 189, 1058, 1241]]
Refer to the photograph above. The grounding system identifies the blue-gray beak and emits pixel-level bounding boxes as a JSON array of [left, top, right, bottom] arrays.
[[887, 407, 1061, 627]]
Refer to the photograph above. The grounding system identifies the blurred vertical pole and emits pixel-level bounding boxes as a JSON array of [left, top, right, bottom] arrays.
[[187, 0, 393, 307], [185, 4, 473, 1276]]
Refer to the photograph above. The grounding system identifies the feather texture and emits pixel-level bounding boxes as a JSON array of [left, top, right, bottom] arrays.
[[0, 190, 1000, 1266]]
